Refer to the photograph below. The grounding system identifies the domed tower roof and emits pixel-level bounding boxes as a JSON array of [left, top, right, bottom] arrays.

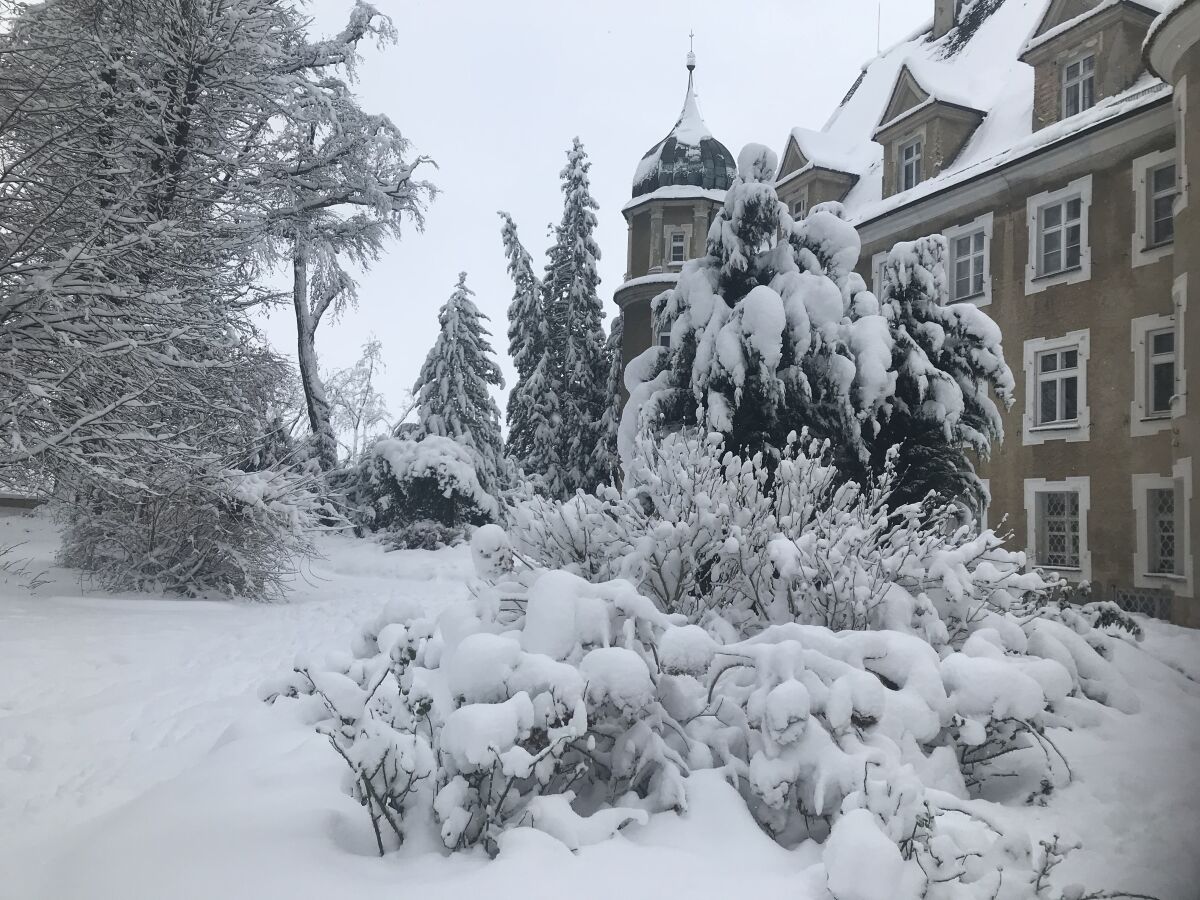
[[631, 48, 736, 199]]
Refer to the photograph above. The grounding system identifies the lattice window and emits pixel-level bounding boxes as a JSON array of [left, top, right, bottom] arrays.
[[1111, 585, 1171, 620], [1039, 491, 1080, 568], [1148, 487, 1179, 575]]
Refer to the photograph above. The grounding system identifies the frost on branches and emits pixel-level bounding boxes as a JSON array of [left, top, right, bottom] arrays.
[[623, 142, 1014, 505], [267, 430, 1146, 898]]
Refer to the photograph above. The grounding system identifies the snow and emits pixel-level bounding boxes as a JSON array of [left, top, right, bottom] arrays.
[[621, 185, 726, 214], [785, 0, 1173, 224], [3, 510, 1200, 899], [370, 435, 500, 518]]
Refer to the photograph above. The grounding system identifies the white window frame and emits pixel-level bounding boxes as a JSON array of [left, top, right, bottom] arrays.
[[657, 321, 672, 349], [1061, 52, 1096, 119], [1025, 476, 1091, 582], [1130, 312, 1183, 436], [1132, 459, 1194, 597], [1132, 149, 1177, 268], [1026, 176, 1092, 294], [664, 224, 693, 268], [899, 135, 923, 192], [871, 250, 888, 299], [944, 212, 993, 307], [1023, 329, 1090, 445]]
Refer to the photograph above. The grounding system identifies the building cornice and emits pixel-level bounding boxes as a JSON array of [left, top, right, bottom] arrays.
[[855, 91, 1172, 246], [1144, 0, 1200, 80]]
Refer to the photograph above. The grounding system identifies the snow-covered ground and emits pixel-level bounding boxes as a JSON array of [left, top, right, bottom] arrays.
[[1, 509, 1198, 900]]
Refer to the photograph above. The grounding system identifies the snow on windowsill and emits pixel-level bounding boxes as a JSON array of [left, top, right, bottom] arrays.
[[1142, 571, 1187, 581], [1033, 265, 1084, 282], [1029, 421, 1081, 433]]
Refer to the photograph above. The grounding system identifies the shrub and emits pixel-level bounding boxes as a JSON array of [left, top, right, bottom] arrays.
[[349, 436, 499, 541], [59, 463, 320, 600]]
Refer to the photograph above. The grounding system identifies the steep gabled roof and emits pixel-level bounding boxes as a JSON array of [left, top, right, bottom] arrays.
[[1022, 0, 1163, 58], [777, 127, 875, 187], [873, 59, 987, 136], [777, 0, 1170, 224]]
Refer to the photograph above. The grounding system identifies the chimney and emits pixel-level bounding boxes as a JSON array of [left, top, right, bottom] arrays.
[[933, 0, 957, 39]]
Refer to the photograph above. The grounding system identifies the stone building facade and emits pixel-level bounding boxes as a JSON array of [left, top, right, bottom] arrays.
[[613, 0, 1199, 625]]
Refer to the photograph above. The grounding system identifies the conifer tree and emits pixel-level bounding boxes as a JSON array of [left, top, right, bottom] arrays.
[[498, 212, 559, 486], [541, 138, 608, 495], [413, 274, 506, 494], [589, 312, 624, 487]]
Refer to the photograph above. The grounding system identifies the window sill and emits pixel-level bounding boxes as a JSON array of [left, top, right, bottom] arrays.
[[1145, 239, 1175, 252], [1140, 413, 1173, 422], [951, 290, 987, 303], [1030, 421, 1081, 433], [1033, 265, 1083, 282], [1141, 572, 1186, 582]]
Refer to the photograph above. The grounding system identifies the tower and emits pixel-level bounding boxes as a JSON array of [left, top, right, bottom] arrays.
[[613, 44, 736, 383]]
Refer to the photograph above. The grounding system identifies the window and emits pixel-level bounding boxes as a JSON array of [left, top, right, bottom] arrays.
[[1026, 477, 1091, 580], [1148, 162, 1177, 247], [792, 198, 808, 219], [900, 138, 923, 191], [1131, 309, 1185, 436], [1133, 149, 1178, 267], [1062, 54, 1095, 118], [944, 213, 993, 305], [669, 231, 686, 264], [1147, 328, 1176, 416], [1038, 196, 1082, 276], [1132, 465, 1193, 594], [871, 250, 888, 299], [1023, 329, 1090, 444], [1039, 491, 1080, 569], [1147, 487, 1179, 575], [657, 322, 672, 348], [1036, 347, 1079, 425], [1026, 176, 1092, 293]]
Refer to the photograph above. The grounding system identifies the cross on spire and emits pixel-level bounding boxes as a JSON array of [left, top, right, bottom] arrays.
[[687, 30, 696, 72]]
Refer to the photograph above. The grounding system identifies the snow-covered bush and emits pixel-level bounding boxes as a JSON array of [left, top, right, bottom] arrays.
[[60, 464, 320, 600], [349, 436, 499, 545], [265, 514, 1140, 897]]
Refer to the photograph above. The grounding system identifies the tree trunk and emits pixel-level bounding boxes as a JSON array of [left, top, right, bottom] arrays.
[[293, 238, 339, 471]]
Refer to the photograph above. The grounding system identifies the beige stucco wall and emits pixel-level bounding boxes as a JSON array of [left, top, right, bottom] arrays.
[[858, 117, 1189, 617]]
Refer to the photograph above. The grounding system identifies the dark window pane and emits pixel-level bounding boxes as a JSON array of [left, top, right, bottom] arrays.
[[1152, 331, 1175, 354], [1063, 376, 1078, 420], [1152, 360, 1175, 412], [1043, 204, 1062, 229], [1041, 353, 1058, 373], [973, 231, 985, 252], [1153, 164, 1176, 193], [972, 270, 984, 295], [1066, 61, 1080, 80], [1067, 198, 1082, 220], [1062, 349, 1078, 369], [1040, 380, 1058, 423], [956, 236, 972, 257]]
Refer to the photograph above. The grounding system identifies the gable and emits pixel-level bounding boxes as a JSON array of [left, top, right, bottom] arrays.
[[779, 137, 810, 180], [877, 66, 931, 129], [1032, 0, 1099, 39]]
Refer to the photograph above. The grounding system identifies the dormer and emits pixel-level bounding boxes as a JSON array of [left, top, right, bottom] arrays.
[[775, 128, 867, 218], [1019, 0, 1160, 132], [873, 61, 985, 199]]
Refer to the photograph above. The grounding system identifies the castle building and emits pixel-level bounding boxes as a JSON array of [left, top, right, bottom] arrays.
[[614, 0, 1200, 626]]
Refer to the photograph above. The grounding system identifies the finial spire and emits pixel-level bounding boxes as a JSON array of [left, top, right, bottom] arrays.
[[687, 30, 696, 72]]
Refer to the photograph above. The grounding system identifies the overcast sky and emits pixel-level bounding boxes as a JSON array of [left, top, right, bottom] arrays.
[[259, 0, 932, 426]]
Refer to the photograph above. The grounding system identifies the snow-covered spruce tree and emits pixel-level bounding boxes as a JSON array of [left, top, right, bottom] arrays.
[[868, 235, 1014, 507], [589, 312, 625, 488], [413, 273, 506, 495], [498, 212, 560, 486], [542, 138, 609, 496], [625, 143, 1013, 506]]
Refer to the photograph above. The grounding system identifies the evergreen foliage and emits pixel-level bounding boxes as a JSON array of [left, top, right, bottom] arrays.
[[413, 274, 506, 495], [541, 138, 609, 496], [589, 312, 624, 488], [498, 212, 559, 483]]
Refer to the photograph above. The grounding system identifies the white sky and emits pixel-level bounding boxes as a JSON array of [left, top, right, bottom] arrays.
[[259, 0, 932, 426]]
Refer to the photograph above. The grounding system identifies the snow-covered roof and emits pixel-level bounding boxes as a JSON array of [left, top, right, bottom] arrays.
[[621, 184, 727, 215], [1022, 0, 1162, 57], [778, 127, 875, 186], [781, 0, 1171, 226], [632, 58, 736, 199]]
